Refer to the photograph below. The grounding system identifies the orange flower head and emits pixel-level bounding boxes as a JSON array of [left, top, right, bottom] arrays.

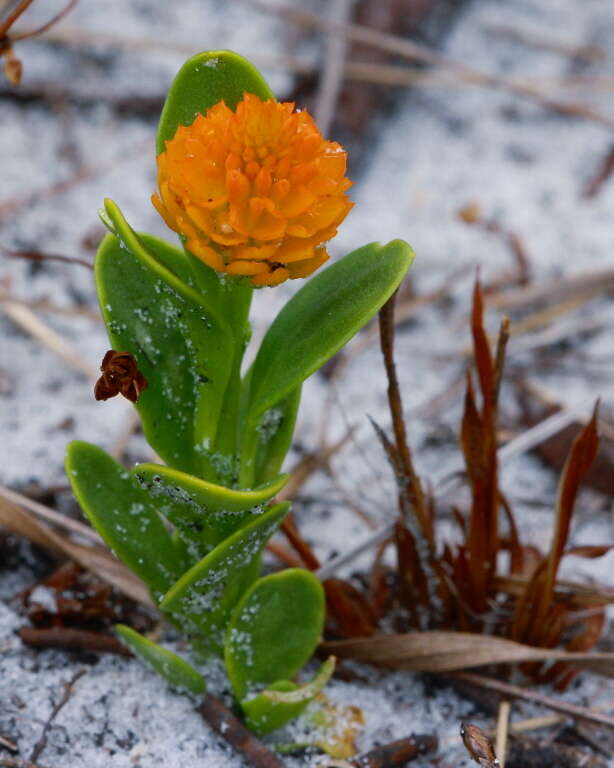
[[152, 94, 353, 286]]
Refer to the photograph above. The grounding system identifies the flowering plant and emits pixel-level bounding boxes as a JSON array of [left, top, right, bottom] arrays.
[[66, 51, 413, 733]]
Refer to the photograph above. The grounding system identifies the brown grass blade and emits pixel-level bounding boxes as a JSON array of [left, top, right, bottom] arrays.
[[0, 496, 152, 606], [323, 631, 614, 676], [324, 578, 378, 638], [494, 573, 614, 606], [546, 405, 600, 598]]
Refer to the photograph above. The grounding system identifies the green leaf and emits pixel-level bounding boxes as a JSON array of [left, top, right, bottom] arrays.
[[159, 503, 290, 652], [245, 240, 414, 426], [133, 463, 288, 556], [242, 657, 336, 734], [157, 50, 274, 154], [225, 569, 325, 701], [65, 441, 185, 603], [95, 201, 235, 479], [254, 386, 302, 485], [116, 624, 205, 695]]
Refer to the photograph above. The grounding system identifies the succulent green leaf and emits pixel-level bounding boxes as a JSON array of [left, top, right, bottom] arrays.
[[157, 50, 274, 154], [95, 201, 235, 478], [65, 441, 185, 602], [225, 569, 325, 701], [246, 241, 414, 425], [240, 384, 302, 488], [160, 503, 290, 652], [116, 624, 205, 695], [253, 386, 302, 485], [133, 463, 288, 556], [242, 657, 336, 734]]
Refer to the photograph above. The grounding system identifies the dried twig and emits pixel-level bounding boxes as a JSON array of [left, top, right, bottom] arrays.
[[11, 0, 77, 41], [316, 392, 597, 581], [582, 145, 614, 199], [0, 494, 152, 606], [0, 299, 96, 378], [486, 267, 614, 311], [0, 759, 50, 768], [0, 0, 34, 38], [0, 138, 150, 220], [495, 701, 511, 768], [0, 736, 17, 753], [344, 733, 438, 767], [19, 627, 131, 657], [198, 695, 284, 768], [0, 291, 99, 321], [277, 427, 354, 502], [0, 484, 100, 543], [30, 668, 86, 762], [314, 0, 354, 135], [378, 291, 429, 538], [239, 0, 614, 129], [485, 23, 606, 64], [1, 246, 92, 270], [454, 672, 614, 730]]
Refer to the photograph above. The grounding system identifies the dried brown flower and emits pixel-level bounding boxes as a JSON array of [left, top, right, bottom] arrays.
[[460, 722, 500, 767], [94, 350, 148, 403]]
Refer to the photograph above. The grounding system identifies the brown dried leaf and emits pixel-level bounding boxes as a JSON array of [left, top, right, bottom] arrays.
[[322, 631, 614, 676], [0, 496, 153, 606], [461, 722, 499, 766], [324, 578, 378, 638], [545, 404, 600, 598], [3, 46, 22, 85]]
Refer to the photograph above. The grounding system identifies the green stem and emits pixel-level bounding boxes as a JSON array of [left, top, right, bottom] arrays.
[[213, 278, 253, 484]]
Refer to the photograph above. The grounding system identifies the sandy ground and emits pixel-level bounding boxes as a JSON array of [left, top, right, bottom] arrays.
[[1, 0, 613, 765]]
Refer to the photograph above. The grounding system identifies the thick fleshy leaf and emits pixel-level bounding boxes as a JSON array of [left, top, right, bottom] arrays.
[[225, 569, 325, 701], [245, 385, 302, 487], [133, 463, 288, 557], [160, 503, 290, 652], [156, 50, 274, 154], [96, 201, 235, 478], [116, 624, 205, 694], [243, 241, 413, 460], [65, 441, 185, 603], [242, 657, 335, 734]]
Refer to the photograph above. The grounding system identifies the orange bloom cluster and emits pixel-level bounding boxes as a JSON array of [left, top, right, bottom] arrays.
[[152, 94, 353, 286]]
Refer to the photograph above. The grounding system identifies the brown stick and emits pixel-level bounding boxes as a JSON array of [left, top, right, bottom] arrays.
[[19, 627, 132, 657], [0, 0, 35, 37], [0, 759, 50, 768], [198, 695, 284, 768], [582, 145, 614, 199], [30, 668, 86, 762], [280, 516, 320, 570], [12, 0, 78, 41], [1, 246, 93, 270], [453, 672, 614, 730], [347, 733, 438, 767], [378, 292, 430, 541]]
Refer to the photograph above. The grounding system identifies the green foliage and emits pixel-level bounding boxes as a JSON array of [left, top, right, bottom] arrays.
[[240, 241, 415, 485], [134, 463, 288, 555], [225, 569, 325, 700], [116, 625, 205, 694], [96, 202, 234, 480], [160, 503, 290, 652], [242, 657, 335, 734], [67, 48, 415, 736], [66, 441, 185, 603], [156, 50, 274, 153]]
